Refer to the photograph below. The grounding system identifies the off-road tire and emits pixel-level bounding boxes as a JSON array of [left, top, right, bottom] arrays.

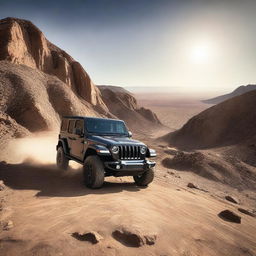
[[133, 168, 154, 186], [56, 147, 69, 170], [83, 155, 105, 189]]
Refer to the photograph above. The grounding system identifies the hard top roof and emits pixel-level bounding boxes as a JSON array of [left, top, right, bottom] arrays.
[[62, 116, 123, 122]]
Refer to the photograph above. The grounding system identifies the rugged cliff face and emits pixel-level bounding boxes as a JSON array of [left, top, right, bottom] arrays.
[[0, 17, 106, 109]]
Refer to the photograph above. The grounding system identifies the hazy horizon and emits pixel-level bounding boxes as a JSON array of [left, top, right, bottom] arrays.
[[1, 0, 256, 93]]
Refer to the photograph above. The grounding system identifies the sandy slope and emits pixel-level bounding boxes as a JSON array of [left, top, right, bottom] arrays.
[[1, 163, 255, 256], [0, 133, 256, 256]]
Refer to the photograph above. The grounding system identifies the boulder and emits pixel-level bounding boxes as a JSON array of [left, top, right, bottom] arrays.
[[218, 210, 241, 223], [238, 208, 256, 217], [187, 183, 198, 189], [225, 195, 239, 204], [112, 227, 157, 247], [71, 231, 103, 244]]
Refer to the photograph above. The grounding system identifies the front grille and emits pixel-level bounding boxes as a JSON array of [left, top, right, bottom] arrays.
[[118, 145, 142, 160]]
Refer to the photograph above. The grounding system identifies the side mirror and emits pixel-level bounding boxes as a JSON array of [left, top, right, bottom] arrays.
[[128, 131, 132, 138], [74, 128, 82, 136]]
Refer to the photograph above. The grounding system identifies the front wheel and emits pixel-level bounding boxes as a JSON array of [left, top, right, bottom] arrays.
[[133, 168, 154, 186], [56, 147, 69, 170], [83, 155, 105, 189]]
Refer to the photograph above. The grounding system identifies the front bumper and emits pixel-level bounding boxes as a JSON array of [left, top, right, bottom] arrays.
[[104, 160, 156, 171]]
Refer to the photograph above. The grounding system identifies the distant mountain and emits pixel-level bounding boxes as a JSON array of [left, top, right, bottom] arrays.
[[98, 85, 162, 131], [202, 84, 256, 104]]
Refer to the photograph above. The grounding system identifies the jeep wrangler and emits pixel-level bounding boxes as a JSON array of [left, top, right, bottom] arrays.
[[56, 116, 157, 188]]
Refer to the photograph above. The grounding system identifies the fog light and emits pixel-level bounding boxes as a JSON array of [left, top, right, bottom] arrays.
[[116, 165, 121, 169]]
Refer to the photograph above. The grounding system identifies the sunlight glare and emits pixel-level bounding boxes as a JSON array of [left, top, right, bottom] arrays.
[[190, 42, 213, 64]]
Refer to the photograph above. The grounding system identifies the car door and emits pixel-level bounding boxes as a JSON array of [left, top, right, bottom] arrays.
[[67, 119, 76, 152], [71, 119, 85, 160]]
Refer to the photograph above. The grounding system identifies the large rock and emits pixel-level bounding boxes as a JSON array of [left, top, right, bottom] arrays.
[[218, 210, 241, 223], [238, 208, 256, 217], [72, 231, 103, 244], [225, 195, 239, 204], [112, 227, 157, 247], [0, 17, 106, 108]]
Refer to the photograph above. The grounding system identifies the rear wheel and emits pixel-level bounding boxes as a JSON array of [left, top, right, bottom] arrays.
[[83, 155, 105, 189], [56, 147, 69, 170], [133, 168, 154, 186]]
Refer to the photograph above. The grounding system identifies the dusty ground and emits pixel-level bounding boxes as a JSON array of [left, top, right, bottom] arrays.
[[0, 130, 255, 256]]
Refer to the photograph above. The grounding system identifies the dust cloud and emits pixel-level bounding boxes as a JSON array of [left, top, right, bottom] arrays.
[[2, 132, 80, 168]]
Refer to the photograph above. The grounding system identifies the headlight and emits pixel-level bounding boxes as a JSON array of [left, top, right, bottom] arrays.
[[140, 146, 147, 154], [111, 145, 119, 154]]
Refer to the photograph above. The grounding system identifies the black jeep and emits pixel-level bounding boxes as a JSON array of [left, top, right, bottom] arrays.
[[56, 116, 156, 188]]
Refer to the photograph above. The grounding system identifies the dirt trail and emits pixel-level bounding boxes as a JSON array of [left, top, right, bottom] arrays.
[[0, 132, 256, 256], [0, 161, 256, 256]]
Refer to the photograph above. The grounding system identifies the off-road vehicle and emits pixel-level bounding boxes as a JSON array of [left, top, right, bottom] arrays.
[[56, 116, 157, 188]]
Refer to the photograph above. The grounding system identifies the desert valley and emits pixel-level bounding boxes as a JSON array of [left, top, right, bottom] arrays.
[[0, 17, 256, 256]]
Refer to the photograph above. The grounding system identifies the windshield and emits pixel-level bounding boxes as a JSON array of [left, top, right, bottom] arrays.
[[86, 118, 128, 135]]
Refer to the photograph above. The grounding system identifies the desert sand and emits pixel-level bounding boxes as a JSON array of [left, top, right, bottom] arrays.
[[0, 129, 256, 256]]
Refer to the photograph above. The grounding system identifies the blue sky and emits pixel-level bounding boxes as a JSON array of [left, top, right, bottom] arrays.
[[1, 0, 256, 93]]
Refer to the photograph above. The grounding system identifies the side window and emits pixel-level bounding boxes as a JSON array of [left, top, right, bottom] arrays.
[[75, 120, 84, 131], [68, 120, 76, 134], [61, 119, 68, 132]]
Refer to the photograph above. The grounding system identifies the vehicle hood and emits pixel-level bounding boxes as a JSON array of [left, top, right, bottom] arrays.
[[88, 135, 146, 146]]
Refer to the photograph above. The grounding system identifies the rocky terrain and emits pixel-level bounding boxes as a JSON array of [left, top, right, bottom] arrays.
[[0, 61, 105, 145], [0, 17, 161, 146], [202, 84, 256, 104]]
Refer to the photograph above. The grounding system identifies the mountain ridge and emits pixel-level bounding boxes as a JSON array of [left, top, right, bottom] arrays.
[[202, 84, 256, 104]]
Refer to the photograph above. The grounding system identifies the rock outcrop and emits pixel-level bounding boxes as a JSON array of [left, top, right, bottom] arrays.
[[0, 17, 106, 108]]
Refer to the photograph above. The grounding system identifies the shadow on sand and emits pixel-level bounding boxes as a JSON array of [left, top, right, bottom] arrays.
[[0, 162, 143, 197]]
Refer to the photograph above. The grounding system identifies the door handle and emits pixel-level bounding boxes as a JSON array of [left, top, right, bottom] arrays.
[[68, 137, 76, 140]]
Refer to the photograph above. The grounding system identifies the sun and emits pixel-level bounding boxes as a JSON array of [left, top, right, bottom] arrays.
[[190, 42, 213, 63]]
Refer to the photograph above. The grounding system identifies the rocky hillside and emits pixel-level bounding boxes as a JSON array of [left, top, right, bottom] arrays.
[[202, 84, 256, 104], [98, 85, 161, 130], [0, 17, 162, 145], [0, 61, 105, 145], [0, 17, 106, 108], [165, 90, 256, 149]]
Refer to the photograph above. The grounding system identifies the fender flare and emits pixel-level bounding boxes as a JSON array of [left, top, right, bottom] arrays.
[[84, 145, 111, 159], [56, 139, 69, 154]]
